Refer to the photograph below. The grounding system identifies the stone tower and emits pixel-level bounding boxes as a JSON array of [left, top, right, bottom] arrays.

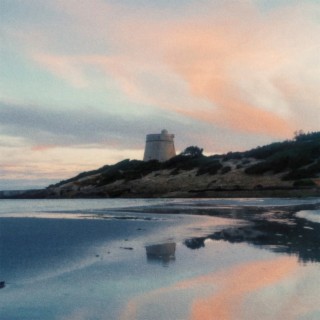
[[143, 129, 176, 162]]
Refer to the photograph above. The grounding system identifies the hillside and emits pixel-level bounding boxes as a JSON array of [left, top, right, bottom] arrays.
[[31, 131, 320, 198]]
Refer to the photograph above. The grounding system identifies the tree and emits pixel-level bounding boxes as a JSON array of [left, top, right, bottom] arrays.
[[294, 130, 305, 141], [181, 146, 204, 158]]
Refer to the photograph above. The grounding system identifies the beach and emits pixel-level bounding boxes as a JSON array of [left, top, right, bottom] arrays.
[[1, 198, 320, 319]]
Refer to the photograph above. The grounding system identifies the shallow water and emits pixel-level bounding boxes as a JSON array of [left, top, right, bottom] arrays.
[[1, 198, 320, 319]]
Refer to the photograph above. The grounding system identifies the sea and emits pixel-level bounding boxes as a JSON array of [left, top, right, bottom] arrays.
[[1, 198, 320, 320]]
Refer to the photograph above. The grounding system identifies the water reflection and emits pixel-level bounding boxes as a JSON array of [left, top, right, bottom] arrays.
[[145, 243, 176, 266], [189, 256, 299, 320], [184, 205, 320, 263]]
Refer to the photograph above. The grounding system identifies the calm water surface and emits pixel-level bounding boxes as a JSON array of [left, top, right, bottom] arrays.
[[1, 198, 320, 320]]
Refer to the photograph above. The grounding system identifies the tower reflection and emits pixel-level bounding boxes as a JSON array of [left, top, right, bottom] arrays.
[[145, 242, 176, 266]]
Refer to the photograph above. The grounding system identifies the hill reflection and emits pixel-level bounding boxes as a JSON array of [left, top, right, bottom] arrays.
[[184, 204, 320, 264]]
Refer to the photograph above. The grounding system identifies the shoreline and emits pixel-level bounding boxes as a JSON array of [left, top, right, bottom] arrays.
[[1, 187, 320, 199]]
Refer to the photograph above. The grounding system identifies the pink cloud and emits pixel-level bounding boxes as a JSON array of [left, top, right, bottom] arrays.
[[33, 53, 89, 88], [31, 144, 56, 151], [15, 0, 320, 138]]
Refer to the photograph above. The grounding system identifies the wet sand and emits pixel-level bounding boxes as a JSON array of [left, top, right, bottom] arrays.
[[1, 198, 320, 319]]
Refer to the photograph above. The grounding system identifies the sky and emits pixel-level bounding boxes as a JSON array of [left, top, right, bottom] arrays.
[[1, 0, 320, 189]]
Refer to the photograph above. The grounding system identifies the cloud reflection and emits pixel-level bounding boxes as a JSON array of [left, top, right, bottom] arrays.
[[189, 257, 297, 320], [120, 256, 299, 320]]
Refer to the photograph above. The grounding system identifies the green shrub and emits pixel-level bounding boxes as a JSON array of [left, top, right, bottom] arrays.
[[164, 155, 213, 172], [293, 179, 316, 187], [196, 160, 222, 176], [222, 152, 242, 161], [294, 131, 320, 142], [97, 159, 162, 185], [221, 166, 231, 174], [181, 146, 204, 158], [244, 141, 293, 159], [282, 159, 320, 181], [245, 161, 273, 175], [170, 168, 180, 175], [54, 164, 111, 187]]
